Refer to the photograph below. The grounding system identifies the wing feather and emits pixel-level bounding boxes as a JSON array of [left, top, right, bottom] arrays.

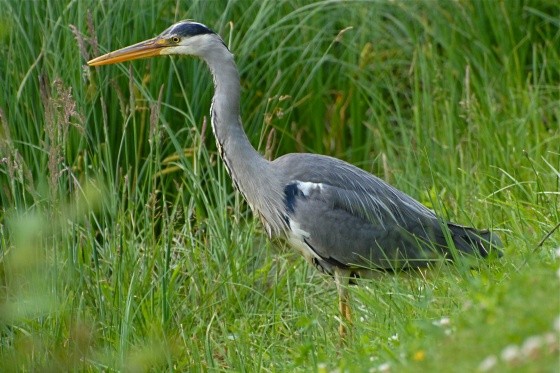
[[275, 154, 453, 270], [284, 179, 445, 270]]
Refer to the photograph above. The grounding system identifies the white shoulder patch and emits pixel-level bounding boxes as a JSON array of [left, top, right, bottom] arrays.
[[296, 181, 324, 196]]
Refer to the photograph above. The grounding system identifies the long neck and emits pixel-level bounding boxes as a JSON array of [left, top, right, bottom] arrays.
[[202, 45, 283, 234], [204, 50, 265, 175]]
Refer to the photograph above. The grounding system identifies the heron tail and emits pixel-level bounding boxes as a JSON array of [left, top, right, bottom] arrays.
[[447, 223, 503, 258]]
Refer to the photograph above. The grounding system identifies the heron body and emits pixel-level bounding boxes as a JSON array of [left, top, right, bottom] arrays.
[[88, 21, 502, 337]]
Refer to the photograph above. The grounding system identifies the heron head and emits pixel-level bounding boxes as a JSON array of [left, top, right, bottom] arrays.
[[87, 20, 224, 66]]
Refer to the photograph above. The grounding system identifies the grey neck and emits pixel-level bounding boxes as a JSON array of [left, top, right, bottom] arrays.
[[201, 44, 285, 235]]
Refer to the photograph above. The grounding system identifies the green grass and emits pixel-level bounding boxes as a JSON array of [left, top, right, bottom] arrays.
[[1, 0, 559, 371]]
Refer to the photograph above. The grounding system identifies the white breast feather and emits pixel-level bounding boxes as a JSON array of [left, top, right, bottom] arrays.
[[286, 219, 320, 264]]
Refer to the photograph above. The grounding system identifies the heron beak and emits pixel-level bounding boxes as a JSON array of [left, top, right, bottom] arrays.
[[88, 37, 167, 66]]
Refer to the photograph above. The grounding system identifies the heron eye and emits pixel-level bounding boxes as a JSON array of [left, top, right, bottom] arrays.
[[171, 36, 180, 43]]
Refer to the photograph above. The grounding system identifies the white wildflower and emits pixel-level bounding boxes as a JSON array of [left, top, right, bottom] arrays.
[[432, 317, 450, 327], [543, 332, 558, 353], [500, 344, 521, 364], [477, 355, 497, 372], [378, 362, 391, 372], [521, 335, 542, 359]]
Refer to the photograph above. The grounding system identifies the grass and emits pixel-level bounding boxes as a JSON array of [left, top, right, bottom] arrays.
[[1, 0, 559, 371]]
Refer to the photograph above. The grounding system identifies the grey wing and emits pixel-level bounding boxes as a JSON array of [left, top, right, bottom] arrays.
[[273, 152, 459, 271], [282, 179, 448, 273]]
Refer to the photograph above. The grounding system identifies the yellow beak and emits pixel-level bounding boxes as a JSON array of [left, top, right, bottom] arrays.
[[88, 37, 167, 66]]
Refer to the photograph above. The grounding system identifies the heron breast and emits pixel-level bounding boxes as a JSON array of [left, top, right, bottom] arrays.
[[285, 218, 315, 262]]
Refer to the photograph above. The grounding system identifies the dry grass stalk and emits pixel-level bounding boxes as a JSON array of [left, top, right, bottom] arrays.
[[39, 76, 83, 198]]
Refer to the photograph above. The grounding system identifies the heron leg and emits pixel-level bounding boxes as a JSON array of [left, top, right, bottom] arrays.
[[334, 268, 351, 339]]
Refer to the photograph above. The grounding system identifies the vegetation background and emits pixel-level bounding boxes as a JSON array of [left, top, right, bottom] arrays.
[[1, 0, 559, 371]]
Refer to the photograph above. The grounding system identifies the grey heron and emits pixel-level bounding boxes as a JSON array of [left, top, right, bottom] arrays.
[[88, 20, 502, 338]]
